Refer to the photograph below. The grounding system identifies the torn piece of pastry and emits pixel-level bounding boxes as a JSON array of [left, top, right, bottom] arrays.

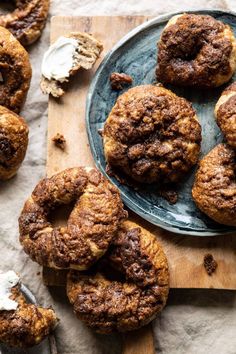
[[0, 270, 58, 348], [110, 72, 133, 90], [40, 32, 103, 98]]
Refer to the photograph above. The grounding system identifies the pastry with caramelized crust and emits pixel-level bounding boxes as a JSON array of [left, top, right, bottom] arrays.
[[192, 144, 236, 226], [0, 272, 57, 348], [19, 167, 127, 270], [103, 84, 201, 184], [0, 26, 32, 113], [67, 220, 169, 333], [0, 106, 28, 180], [157, 14, 236, 88], [215, 82, 236, 147], [0, 0, 50, 46]]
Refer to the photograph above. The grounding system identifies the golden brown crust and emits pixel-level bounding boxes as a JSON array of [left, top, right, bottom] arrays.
[[0, 26, 32, 113], [103, 85, 201, 184], [157, 14, 236, 88], [19, 167, 127, 270], [192, 144, 236, 226], [0, 105, 28, 180], [67, 220, 169, 333], [0, 0, 50, 46], [215, 82, 236, 147], [0, 285, 57, 348]]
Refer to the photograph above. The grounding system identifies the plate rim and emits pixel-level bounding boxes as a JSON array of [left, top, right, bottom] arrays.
[[86, 8, 236, 236]]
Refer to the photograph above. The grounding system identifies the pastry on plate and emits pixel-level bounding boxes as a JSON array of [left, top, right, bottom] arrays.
[[0, 270, 57, 348], [215, 82, 236, 148], [192, 144, 236, 226], [41, 32, 103, 97], [156, 13, 236, 87], [103, 84, 201, 184]]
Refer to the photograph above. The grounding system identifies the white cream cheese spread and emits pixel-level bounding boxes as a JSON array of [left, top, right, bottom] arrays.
[[41, 36, 78, 81], [0, 271, 20, 311]]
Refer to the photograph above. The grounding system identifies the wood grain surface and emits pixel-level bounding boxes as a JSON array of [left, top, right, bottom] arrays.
[[46, 15, 236, 291]]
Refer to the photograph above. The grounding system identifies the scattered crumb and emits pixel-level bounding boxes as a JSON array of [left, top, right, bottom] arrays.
[[110, 72, 133, 90], [159, 187, 178, 204], [98, 129, 104, 137], [52, 133, 66, 150], [204, 254, 218, 276]]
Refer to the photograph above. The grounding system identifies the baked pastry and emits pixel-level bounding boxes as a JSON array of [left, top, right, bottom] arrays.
[[41, 32, 103, 97], [0, 26, 32, 113], [215, 82, 236, 147], [192, 144, 236, 226], [0, 106, 28, 180], [0, 270, 57, 348], [19, 167, 127, 270], [0, 0, 50, 46], [156, 13, 236, 88], [67, 220, 169, 333], [103, 84, 201, 184]]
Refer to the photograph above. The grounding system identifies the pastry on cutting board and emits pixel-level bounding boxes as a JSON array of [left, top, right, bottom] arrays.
[[41, 32, 103, 97]]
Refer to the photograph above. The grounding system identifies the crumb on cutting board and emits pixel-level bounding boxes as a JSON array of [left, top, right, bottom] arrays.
[[52, 133, 66, 150], [110, 72, 133, 90], [203, 253, 218, 276]]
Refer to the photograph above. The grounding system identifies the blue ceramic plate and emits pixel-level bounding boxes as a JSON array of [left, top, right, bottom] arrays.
[[86, 9, 236, 236], [0, 285, 55, 354]]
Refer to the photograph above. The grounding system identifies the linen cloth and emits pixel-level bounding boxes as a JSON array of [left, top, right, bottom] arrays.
[[0, 1, 236, 353]]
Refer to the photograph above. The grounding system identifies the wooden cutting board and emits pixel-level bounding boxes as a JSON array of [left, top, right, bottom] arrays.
[[46, 15, 236, 291]]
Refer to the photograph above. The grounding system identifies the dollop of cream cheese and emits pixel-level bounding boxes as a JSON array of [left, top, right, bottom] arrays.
[[42, 36, 78, 81], [0, 271, 20, 311]]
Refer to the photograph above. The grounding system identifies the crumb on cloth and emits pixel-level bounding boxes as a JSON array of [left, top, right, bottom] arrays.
[[203, 253, 218, 275], [52, 133, 66, 150], [110, 72, 133, 90]]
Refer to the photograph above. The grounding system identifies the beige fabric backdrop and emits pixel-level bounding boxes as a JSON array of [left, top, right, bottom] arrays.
[[0, 1, 236, 353]]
